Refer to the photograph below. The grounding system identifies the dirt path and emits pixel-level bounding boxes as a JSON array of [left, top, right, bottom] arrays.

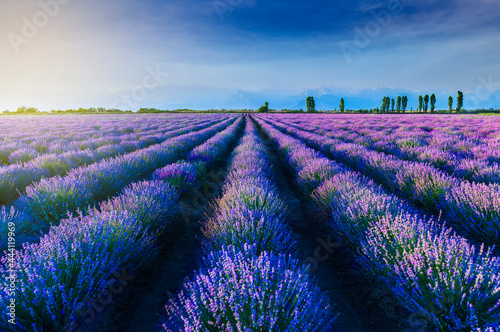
[[108, 173, 232, 331], [77, 174, 225, 332], [93, 119, 250, 332], [110, 202, 208, 332], [82, 117, 427, 332], [266, 118, 493, 257], [256, 122, 424, 332], [80, 136, 240, 331]]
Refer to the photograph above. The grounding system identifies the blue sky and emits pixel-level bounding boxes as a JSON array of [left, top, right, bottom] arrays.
[[1, 0, 499, 110]]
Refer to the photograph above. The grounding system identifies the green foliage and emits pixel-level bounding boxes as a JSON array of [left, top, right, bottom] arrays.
[[396, 96, 402, 112], [339, 98, 345, 113], [137, 108, 164, 113], [382, 97, 391, 113], [258, 102, 269, 113], [306, 96, 316, 112], [50, 108, 124, 114], [448, 96, 453, 112], [402, 96, 408, 113], [418, 95, 423, 112], [391, 98, 395, 112], [457, 91, 464, 112], [16, 106, 38, 113], [423, 94, 429, 112], [430, 94, 436, 112]]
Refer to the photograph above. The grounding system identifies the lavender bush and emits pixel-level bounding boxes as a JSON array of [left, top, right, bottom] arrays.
[[163, 245, 336, 332], [254, 114, 500, 331], [17, 118, 237, 226], [0, 210, 158, 331], [365, 214, 500, 331], [258, 114, 500, 246], [153, 161, 201, 192], [97, 180, 180, 234], [0, 206, 32, 251]]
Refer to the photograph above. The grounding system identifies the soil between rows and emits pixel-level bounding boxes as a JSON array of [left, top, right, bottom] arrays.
[[83, 117, 426, 332], [255, 119, 425, 332], [272, 118, 497, 257], [81, 136, 238, 331], [82, 185, 222, 332]]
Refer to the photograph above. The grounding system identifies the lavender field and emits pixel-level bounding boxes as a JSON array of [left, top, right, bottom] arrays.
[[2, 113, 500, 332]]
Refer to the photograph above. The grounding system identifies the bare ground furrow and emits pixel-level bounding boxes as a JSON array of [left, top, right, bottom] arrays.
[[256, 120, 423, 332]]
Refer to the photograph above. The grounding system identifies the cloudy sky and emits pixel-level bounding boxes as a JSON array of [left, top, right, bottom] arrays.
[[1, 0, 499, 111]]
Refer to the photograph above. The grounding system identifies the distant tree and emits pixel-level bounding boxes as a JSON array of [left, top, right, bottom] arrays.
[[448, 96, 453, 112], [138, 108, 162, 113], [16, 106, 38, 113], [418, 95, 423, 112], [457, 91, 464, 112], [339, 98, 345, 113], [258, 102, 269, 113], [423, 94, 429, 112], [391, 98, 395, 112], [382, 96, 392, 113], [430, 94, 436, 112], [396, 96, 402, 112], [306, 96, 316, 112], [402, 96, 408, 113]]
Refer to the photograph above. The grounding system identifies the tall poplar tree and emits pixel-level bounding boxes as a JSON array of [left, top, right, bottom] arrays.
[[457, 91, 463, 112], [430, 94, 436, 112], [306, 97, 316, 112], [402, 96, 408, 113]]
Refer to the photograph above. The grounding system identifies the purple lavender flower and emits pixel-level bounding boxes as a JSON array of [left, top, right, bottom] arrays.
[[153, 162, 201, 192], [163, 245, 335, 332], [0, 210, 158, 331], [98, 180, 179, 233], [202, 205, 297, 256]]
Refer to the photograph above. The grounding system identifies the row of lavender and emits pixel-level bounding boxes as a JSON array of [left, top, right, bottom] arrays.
[[153, 116, 246, 191], [282, 114, 500, 150], [0, 115, 187, 166], [0, 116, 245, 331], [0, 116, 215, 205], [257, 115, 500, 247], [272, 114, 500, 184], [0, 116, 236, 250], [162, 118, 336, 331], [253, 115, 500, 331]]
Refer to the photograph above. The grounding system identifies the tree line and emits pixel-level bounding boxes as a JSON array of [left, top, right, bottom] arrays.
[[276, 91, 466, 113], [0, 91, 474, 115], [2, 107, 131, 114]]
